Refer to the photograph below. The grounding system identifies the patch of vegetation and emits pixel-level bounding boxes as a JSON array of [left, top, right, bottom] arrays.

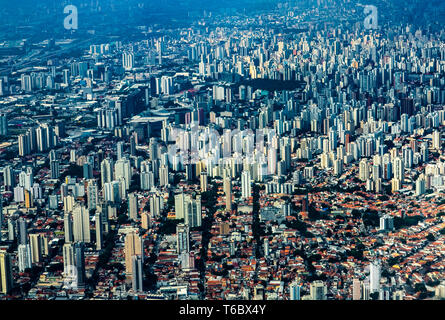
[[362, 210, 380, 227], [158, 219, 184, 235], [393, 215, 424, 229]]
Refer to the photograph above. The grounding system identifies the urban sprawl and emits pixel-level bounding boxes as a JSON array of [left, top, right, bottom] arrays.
[[0, 0, 444, 301]]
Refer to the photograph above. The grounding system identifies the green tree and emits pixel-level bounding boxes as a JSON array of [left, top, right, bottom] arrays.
[[426, 233, 435, 242]]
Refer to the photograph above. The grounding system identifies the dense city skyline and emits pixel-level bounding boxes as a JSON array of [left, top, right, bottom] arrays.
[[0, 0, 444, 301]]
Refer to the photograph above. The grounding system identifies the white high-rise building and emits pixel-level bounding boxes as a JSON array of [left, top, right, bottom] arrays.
[[393, 157, 404, 183], [64, 212, 73, 244], [62, 243, 75, 275], [63, 195, 75, 213], [17, 244, 32, 272], [70, 149, 76, 163], [359, 159, 370, 181], [289, 280, 302, 300], [95, 211, 103, 251], [122, 52, 134, 71], [200, 171, 208, 192], [3, 166, 15, 188], [310, 281, 327, 300], [29, 233, 45, 263], [103, 181, 122, 203], [369, 260, 381, 293], [115, 158, 131, 190], [432, 130, 441, 150], [185, 195, 201, 228], [21, 74, 32, 92], [175, 193, 187, 219], [224, 176, 232, 212], [241, 170, 252, 199], [159, 165, 169, 186], [352, 278, 361, 300], [18, 134, 30, 156], [131, 255, 143, 292], [160, 76, 173, 95], [124, 231, 143, 277], [175, 193, 201, 227], [128, 193, 138, 221], [415, 174, 426, 196], [18, 168, 33, 191], [379, 215, 394, 231], [62, 242, 82, 289], [149, 193, 164, 218], [333, 158, 343, 176], [100, 158, 114, 186], [140, 171, 154, 190], [361, 281, 370, 300], [87, 180, 98, 211], [72, 204, 91, 243], [0, 114, 7, 136]]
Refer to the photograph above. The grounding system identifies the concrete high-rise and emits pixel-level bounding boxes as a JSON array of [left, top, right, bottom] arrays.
[[124, 231, 143, 278], [176, 223, 190, 254], [289, 280, 302, 300], [393, 157, 404, 183], [352, 278, 361, 300], [241, 170, 252, 199], [128, 193, 138, 221], [0, 251, 13, 294], [432, 130, 441, 150], [74, 242, 86, 288], [122, 51, 134, 71], [73, 204, 91, 243], [131, 255, 144, 292], [175, 193, 187, 219], [115, 158, 132, 190], [29, 233, 43, 264], [310, 280, 327, 300], [100, 158, 114, 187], [63, 243, 75, 276], [200, 171, 208, 192], [224, 176, 232, 212], [369, 261, 381, 293], [18, 217, 28, 246], [87, 180, 98, 211], [184, 195, 201, 228], [95, 211, 103, 251], [17, 244, 32, 272], [64, 212, 74, 244]]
